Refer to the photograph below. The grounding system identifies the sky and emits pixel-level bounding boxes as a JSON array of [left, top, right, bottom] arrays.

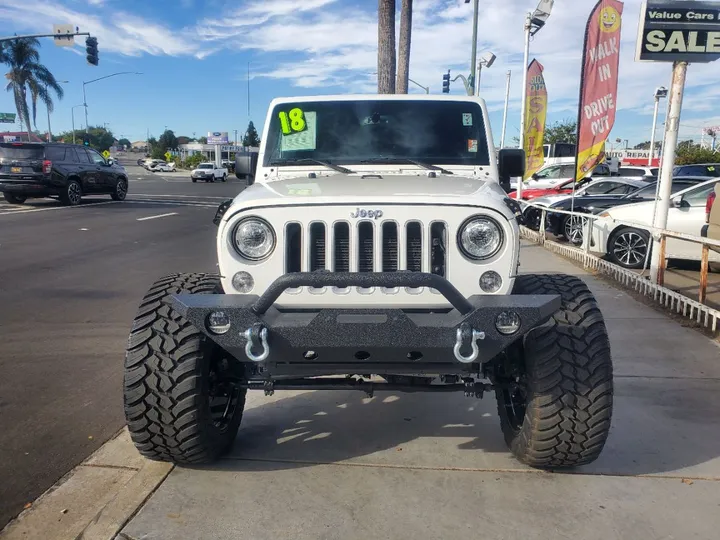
[[1, 0, 719, 147]]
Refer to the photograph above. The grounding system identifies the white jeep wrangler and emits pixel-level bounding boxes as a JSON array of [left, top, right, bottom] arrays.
[[123, 95, 613, 469]]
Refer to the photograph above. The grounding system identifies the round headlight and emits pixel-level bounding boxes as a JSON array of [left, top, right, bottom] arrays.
[[458, 217, 503, 260], [233, 218, 276, 260]]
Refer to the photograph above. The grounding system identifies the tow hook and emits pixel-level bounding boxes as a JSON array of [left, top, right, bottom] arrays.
[[243, 323, 270, 362], [453, 323, 485, 364]]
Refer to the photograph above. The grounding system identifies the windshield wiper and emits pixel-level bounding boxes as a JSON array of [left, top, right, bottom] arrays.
[[360, 158, 453, 175], [272, 158, 355, 174]]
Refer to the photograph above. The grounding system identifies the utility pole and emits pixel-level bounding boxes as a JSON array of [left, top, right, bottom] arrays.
[[234, 129, 238, 146], [650, 61, 688, 283]]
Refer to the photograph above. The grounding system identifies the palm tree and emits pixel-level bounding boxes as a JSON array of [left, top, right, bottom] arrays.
[[377, 0, 396, 94], [396, 0, 413, 94], [1, 38, 64, 141]]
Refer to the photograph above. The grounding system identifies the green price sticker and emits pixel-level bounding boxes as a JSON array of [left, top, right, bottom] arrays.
[[708, 166, 715, 172], [279, 107, 307, 135]]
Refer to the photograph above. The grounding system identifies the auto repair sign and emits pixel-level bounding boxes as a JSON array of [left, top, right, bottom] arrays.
[[636, 0, 720, 62]]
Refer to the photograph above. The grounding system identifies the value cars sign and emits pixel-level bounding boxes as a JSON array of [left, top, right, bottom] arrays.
[[575, 0, 624, 182], [636, 0, 720, 62], [522, 59, 547, 179]]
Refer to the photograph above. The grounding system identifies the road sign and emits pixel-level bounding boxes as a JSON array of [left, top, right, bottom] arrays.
[[636, 1, 720, 62], [0, 112, 16, 123], [207, 131, 229, 145], [102, 150, 111, 159], [164, 151, 172, 161], [53, 24, 75, 47]]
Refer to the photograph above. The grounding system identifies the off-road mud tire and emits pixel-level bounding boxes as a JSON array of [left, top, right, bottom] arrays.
[[495, 274, 613, 469], [123, 273, 246, 464]]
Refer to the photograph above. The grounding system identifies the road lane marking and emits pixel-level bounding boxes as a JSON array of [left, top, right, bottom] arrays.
[[0, 200, 120, 216], [136, 212, 179, 221], [131, 194, 230, 199]]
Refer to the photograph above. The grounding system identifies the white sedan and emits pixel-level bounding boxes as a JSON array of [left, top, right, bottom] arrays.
[[589, 179, 720, 268]]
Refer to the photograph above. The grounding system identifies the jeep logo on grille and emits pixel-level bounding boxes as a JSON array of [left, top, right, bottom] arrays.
[[350, 208, 383, 219]]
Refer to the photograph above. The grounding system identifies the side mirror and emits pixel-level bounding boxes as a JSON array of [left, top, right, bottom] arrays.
[[671, 196, 689, 208], [531, 173, 539, 180], [234, 149, 258, 185], [498, 148, 526, 180]]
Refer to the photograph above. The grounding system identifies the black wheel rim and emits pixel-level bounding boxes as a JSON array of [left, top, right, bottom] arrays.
[[117, 180, 127, 199], [68, 182, 81, 204], [207, 353, 241, 432], [496, 350, 528, 432], [613, 231, 647, 266]]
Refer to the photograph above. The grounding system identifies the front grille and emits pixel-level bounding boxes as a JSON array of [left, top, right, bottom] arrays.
[[284, 220, 447, 276]]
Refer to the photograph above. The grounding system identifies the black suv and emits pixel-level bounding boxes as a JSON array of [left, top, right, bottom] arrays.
[[0, 142, 129, 206]]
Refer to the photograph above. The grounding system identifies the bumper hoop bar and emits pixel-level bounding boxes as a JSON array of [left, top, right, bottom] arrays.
[[251, 272, 474, 315]]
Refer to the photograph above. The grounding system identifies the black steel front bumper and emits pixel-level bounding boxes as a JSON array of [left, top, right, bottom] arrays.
[[171, 272, 561, 377]]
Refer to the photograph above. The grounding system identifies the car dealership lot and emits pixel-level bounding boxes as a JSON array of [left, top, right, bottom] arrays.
[[1, 162, 720, 538]]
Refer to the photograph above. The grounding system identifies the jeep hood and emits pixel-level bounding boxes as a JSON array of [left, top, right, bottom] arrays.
[[231, 174, 509, 209]]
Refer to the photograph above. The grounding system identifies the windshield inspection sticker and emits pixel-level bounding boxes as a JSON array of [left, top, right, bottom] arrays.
[[467, 139, 478, 153], [462, 113, 473, 126], [281, 111, 317, 152]]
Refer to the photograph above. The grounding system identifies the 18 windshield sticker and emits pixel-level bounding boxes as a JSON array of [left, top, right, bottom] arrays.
[[280, 110, 317, 152]]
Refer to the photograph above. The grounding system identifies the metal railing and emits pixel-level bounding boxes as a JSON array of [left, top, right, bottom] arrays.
[[517, 199, 720, 333]]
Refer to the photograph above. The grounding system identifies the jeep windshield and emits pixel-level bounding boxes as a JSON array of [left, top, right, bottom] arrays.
[[264, 99, 490, 169]]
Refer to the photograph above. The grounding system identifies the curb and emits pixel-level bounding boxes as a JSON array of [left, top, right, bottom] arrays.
[[0, 429, 172, 540]]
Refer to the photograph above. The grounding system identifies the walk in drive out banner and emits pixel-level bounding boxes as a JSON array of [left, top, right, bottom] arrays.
[[576, 0, 624, 181], [522, 59, 547, 179]]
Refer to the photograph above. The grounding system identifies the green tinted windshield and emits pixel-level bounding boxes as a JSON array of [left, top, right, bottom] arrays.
[[264, 100, 490, 167]]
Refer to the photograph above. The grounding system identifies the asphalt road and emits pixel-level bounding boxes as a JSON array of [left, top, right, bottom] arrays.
[[0, 155, 245, 527]]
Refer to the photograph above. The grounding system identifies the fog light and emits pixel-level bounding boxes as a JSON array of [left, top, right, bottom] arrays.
[[479, 271, 502, 293], [207, 311, 231, 335], [495, 311, 521, 335], [232, 271, 254, 293]]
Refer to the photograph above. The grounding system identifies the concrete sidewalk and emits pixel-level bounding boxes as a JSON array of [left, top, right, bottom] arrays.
[[119, 243, 720, 540], [5, 243, 720, 540]]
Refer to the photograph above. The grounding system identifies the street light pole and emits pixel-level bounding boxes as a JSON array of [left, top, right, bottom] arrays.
[[465, 0, 480, 96], [71, 104, 84, 144], [83, 72, 143, 134], [408, 78, 429, 94], [46, 80, 69, 142], [500, 70, 512, 148], [649, 86, 668, 166]]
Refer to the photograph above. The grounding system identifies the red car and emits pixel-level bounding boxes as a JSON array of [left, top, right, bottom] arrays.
[[509, 177, 591, 200]]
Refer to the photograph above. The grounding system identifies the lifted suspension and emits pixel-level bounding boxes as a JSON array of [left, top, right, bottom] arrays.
[[238, 377, 501, 398]]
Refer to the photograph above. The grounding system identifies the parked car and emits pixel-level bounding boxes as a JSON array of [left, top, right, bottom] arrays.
[[509, 163, 614, 200], [0, 142, 129, 206], [616, 166, 659, 181], [190, 162, 227, 183], [673, 163, 720, 178], [542, 177, 707, 245], [701, 181, 719, 259], [144, 159, 164, 170], [590, 179, 720, 268], [522, 177, 648, 239], [155, 162, 177, 172]]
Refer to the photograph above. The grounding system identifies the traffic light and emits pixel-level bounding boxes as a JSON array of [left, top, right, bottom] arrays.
[[82, 133, 90, 146], [86, 36, 99, 66], [442, 71, 450, 94]]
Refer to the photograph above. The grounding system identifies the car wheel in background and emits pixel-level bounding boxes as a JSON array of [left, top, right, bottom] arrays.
[[222, 174, 227, 182], [192, 177, 197, 183], [112, 178, 128, 201], [3, 193, 27, 204], [60, 179, 82, 206], [607, 226, 650, 269], [562, 214, 587, 246]]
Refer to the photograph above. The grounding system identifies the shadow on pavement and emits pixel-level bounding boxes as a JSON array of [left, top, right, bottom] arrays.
[[187, 374, 720, 478]]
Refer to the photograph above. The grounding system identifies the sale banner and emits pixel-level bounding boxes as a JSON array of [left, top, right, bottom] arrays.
[[522, 59, 547, 179], [575, 0, 624, 181]]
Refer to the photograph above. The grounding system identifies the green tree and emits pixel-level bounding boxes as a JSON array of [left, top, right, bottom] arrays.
[[675, 142, 720, 165], [242, 121, 261, 147], [198, 136, 207, 144], [544, 119, 577, 145], [184, 153, 205, 169], [118, 138, 131, 149], [158, 129, 178, 152], [1, 38, 64, 141], [53, 126, 114, 150]]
